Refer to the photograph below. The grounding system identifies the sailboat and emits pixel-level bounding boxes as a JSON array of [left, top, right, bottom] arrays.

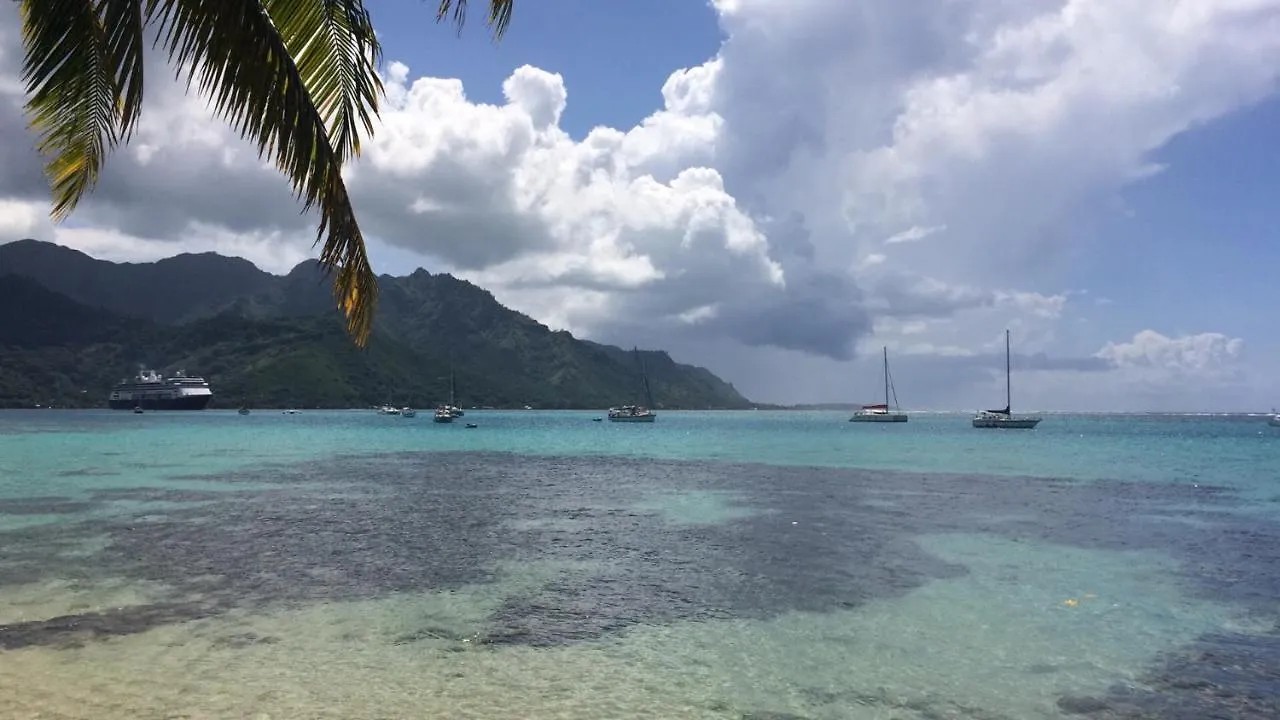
[[850, 346, 908, 423], [973, 329, 1041, 429], [444, 359, 464, 418], [608, 347, 657, 423]]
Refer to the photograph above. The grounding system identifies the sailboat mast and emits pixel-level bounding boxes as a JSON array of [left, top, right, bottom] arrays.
[[633, 347, 654, 407], [448, 350, 457, 407], [1005, 329, 1012, 412], [883, 346, 890, 409]]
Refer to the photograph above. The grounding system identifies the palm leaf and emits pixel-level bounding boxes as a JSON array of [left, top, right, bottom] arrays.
[[19, 0, 145, 220], [100, 0, 147, 139], [146, 0, 378, 345], [435, 0, 514, 39], [265, 0, 383, 164]]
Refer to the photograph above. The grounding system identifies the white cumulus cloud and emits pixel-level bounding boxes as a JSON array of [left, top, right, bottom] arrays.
[[1096, 329, 1245, 374]]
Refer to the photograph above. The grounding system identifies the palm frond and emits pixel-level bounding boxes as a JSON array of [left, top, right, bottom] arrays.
[[264, 0, 382, 164], [435, 0, 514, 39], [19, 0, 145, 220], [100, 0, 147, 139], [146, 0, 378, 345]]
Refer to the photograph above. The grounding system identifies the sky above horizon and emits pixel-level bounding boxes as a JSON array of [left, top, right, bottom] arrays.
[[2, 0, 1279, 411]]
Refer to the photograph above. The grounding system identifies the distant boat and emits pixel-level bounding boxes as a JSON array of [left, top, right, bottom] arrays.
[[973, 330, 1041, 429], [132, 406, 144, 414], [282, 409, 301, 415], [238, 406, 250, 415], [401, 407, 417, 418], [432, 407, 454, 423], [1268, 409, 1279, 427], [465, 422, 478, 429], [377, 405, 401, 415], [850, 346, 908, 423], [609, 347, 657, 423]]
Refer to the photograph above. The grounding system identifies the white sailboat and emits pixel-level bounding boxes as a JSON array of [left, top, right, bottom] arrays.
[[444, 364, 464, 418], [850, 346, 908, 423], [609, 347, 657, 423], [972, 330, 1042, 429]]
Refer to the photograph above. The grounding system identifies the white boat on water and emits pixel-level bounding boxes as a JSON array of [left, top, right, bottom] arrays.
[[608, 347, 658, 423], [608, 404, 656, 422], [432, 407, 454, 423], [109, 369, 212, 410], [973, 330, 1041, 430], [401, 407, 417, 418], [850, 346, 908, 423], [1268, 410, 1280, 427]]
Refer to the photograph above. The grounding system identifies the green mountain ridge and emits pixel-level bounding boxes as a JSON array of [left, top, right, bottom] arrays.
[[0, 240, 752, 410]]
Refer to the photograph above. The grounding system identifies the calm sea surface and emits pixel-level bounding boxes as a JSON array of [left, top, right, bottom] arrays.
[[1, 409, 1277, 718]]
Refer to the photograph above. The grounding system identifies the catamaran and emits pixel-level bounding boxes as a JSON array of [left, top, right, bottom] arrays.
[[850, 346, 908, 423], [973, 329, 1041, 429]]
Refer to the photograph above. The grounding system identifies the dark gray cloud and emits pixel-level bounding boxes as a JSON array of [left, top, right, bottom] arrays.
[[0, 93, 48, 201]]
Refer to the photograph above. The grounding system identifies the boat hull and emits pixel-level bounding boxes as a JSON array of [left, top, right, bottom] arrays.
[[109, 395, 212, 411], [972, 417, 1041, 429], [849, 413, 908, 423], [608, 414, 656, 423]]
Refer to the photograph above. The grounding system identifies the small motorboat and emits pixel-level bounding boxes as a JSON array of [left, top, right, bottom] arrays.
[[464, 423, 478, 429], [133, 406, 144, 414]]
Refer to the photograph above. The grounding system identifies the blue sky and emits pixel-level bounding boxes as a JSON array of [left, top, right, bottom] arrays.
[[2, 0, 1279, 409], [372, 0, 723, 137], [1080, 93, 1280, 354]]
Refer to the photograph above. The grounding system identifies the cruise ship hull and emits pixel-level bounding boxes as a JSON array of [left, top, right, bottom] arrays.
[[109, 395, 213, 411]]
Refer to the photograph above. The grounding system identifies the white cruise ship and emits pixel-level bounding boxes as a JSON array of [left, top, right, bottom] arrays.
[[108, 369, 213, 410]]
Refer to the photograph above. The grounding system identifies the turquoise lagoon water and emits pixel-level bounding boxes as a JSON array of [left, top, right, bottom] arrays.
[[0, 409, 1277, 718]]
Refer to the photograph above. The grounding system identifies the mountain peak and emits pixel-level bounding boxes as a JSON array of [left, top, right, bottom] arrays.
[[286, 259, 327, 278]]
